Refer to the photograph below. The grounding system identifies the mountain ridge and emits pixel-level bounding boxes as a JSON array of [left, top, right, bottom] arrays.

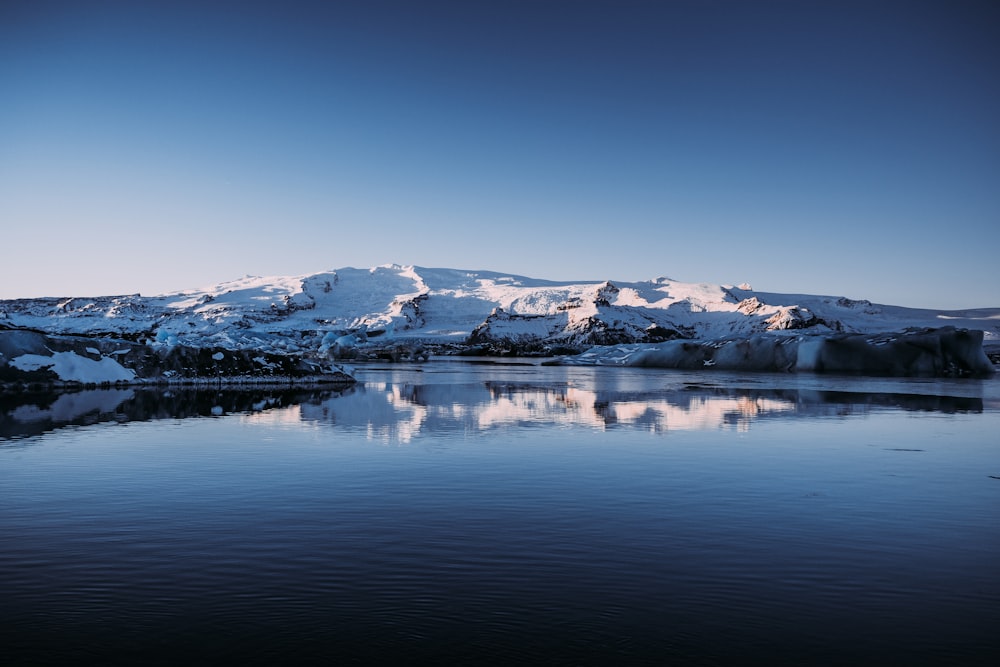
[[2, 264, 996, 383], [2, 264, 998, 356]]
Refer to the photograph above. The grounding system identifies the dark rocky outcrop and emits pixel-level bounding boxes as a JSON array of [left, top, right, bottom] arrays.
[[465, 303, 689, 356]]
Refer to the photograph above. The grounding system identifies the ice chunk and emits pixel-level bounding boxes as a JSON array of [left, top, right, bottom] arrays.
[[154, 329, 179, 346], [553, 327, 993, 378]]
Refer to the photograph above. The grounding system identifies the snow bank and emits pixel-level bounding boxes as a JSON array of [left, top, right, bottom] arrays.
[[10, 351, 136, 383]]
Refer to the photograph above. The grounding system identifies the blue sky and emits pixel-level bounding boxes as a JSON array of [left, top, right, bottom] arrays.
[[2, 0, 997, 308]]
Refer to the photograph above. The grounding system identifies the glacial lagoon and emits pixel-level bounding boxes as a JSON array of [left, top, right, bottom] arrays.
[[2, 360, 998, 664]]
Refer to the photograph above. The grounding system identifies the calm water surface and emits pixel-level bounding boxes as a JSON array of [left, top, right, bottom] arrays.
[[2, 361, 999, 665]]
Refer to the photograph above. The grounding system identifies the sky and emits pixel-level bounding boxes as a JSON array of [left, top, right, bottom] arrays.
[[1, 0, 998, 309]]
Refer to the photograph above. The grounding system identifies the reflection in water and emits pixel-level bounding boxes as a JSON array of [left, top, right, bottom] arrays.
[[1, 365, 997, 665], [291, 382, 983, 443], [2, 373, 985, 442], [0, 387, 351, 440]]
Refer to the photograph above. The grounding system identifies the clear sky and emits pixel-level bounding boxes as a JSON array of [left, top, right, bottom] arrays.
[[2, 0, 997, 309]]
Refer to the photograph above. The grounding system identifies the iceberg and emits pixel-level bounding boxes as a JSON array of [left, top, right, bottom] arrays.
[[548, 327, 994, 378]]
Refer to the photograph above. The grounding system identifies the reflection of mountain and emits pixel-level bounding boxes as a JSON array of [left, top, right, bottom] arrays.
[[0, 387, 350, 441], [1, 380, 985, 442], [292, 383, 467, 443], [477, 384, 798, 433], [290, 381, 985, 442]]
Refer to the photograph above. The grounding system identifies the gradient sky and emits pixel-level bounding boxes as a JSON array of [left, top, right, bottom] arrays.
[[2, 0, 997, 308]]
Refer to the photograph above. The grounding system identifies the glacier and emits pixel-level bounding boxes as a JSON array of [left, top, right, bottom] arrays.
[[1, 264, 997, 385]]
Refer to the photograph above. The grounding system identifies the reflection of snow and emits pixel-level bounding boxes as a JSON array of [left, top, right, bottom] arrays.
[[274, 381, 802, 443], [476, 388, 793, 433], [476, 388, 606, 429], [11, 389, 134, 423], [372, 386, 427, 443], [240, 404, 305, 426], [604, 395, 795, 433]]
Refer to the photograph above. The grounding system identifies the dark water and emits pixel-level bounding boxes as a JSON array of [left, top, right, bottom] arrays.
[[2, 361, 999, 665]]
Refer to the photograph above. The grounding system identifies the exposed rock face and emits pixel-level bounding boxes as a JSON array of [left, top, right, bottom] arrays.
[[394, 293, 428, 329], [765, 306, 822, 331], [737, 297, 764, 315], [593, 281, 620, 307], [464, 303, 688, 356], [465, 308, 557, 355], [564, 314, 664, 346]]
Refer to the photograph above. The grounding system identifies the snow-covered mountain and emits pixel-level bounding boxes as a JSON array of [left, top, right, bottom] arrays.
[[0, 264, 994, 383], [2, 264, 998, 359]]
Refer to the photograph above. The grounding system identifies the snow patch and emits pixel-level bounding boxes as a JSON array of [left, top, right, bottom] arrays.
[[10, 351, 136, 383]]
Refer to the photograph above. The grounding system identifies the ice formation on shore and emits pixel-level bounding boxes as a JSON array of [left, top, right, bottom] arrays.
[[549, 327, 993, 377]]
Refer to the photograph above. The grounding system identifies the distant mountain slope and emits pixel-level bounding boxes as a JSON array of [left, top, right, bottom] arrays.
[[2, 264, 998, 359]]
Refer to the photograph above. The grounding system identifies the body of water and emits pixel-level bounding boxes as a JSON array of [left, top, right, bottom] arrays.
[[2, 361, 999, 665]]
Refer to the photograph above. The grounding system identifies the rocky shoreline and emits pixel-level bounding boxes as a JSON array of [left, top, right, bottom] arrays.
[[0, 328, 355, 390]]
